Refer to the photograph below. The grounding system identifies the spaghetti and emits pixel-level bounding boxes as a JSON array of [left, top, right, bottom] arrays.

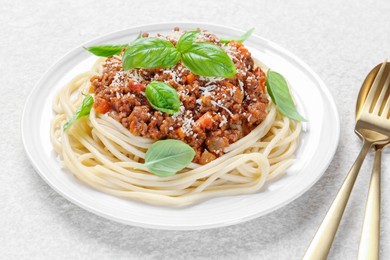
[[50, 60, 301, 206]]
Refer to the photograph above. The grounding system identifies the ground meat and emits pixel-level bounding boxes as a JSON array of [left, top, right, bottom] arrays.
[[91, 28, 268, 164]]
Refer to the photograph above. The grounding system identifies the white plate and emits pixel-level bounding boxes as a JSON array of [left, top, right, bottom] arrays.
[[22, 22, 340, 230]]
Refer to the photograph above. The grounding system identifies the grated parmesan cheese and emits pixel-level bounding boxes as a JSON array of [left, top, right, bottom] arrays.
[[199, 85, 216, 97], [238, 80, 244, 93], [162, 69, 181, 83], [172, 105, 185, 120], [181, 117, 195, 136], [199, 76, 225, 85], [131, 70, 144, 83], [229, 86, 236, 96], [211, 100, 233, 116], [219, 115, 228, 127]]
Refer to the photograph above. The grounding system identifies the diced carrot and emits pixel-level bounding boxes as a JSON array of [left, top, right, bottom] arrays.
[[199, 150, 217, 165], [260, 81, 266, 93], [200, 96, 211, 106], [196, 112, 214, 129], [224, 82, 234, 88], [238, 46, 248, 56], [229, 40, 243, 47], [186, 74, 195, 84], [258, 68, 266, 93], [93, 98, 110, 114], [129, 121, 136, 132], [177, 127, 185, 139], [88, 85, 94, 93], [233, 88, 244, 103]]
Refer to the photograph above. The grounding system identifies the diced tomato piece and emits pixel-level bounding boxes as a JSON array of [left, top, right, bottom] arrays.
[[130, 83, 145, 93], [196, 112, 214, 129], [93, 98, 110, 114]]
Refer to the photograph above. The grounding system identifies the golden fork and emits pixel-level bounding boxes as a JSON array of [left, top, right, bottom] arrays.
[[358, 145, 382, 260], [303, 61, 390, 260]]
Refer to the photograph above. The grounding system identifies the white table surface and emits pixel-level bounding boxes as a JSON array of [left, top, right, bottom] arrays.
[[1, 0, 390, 259]]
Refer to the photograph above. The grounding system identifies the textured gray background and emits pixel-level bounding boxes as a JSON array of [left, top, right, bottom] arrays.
[[1, 0, 390, 259]]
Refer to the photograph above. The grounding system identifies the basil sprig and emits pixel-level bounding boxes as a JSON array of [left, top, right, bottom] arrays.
[[145, 81, 181, 114], [266, 70, 306, 122], [86, 30, 237, 78], [123, 38, 181, 70], [63, 95, 94, 130], [144, 140, 196, 177], [220, 28, 255, 44]]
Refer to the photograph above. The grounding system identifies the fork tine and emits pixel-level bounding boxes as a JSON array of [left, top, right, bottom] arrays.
[[373, 63, 390, 115], [382, 93, 390, 118], [363, 61, 388, 113], [381, 68, 390, 118]]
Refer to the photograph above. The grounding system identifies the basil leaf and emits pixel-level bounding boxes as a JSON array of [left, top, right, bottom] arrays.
[[144, 140, 196, 177], [220, 28, 255, 44], [181, 42, 236, 78], [84, 45, 126, 57], [122, 38, 181, 70], [63, 95, 94, 130], [85, 33, 142, 57], [266, 70, 306, 122], [145, 81, 181, 114], [176, 31, 199, 53]]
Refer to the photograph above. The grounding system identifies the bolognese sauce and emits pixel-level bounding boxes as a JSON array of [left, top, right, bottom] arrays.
[[91, 29, 268, 164]]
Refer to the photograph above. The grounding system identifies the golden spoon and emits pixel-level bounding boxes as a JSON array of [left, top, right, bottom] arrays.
[[356, 62, 390, 260]]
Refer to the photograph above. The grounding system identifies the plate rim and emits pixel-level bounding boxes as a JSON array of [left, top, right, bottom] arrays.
[[21, 21, 340, 230]]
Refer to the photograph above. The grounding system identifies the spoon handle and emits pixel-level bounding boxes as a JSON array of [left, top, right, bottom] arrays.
[[303, 140, 372, 260], [358, 148, 381, 260]]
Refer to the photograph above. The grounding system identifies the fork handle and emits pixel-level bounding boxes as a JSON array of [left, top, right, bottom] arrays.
[[358, 147, 381, 260], [303, 140, 372, 260]]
